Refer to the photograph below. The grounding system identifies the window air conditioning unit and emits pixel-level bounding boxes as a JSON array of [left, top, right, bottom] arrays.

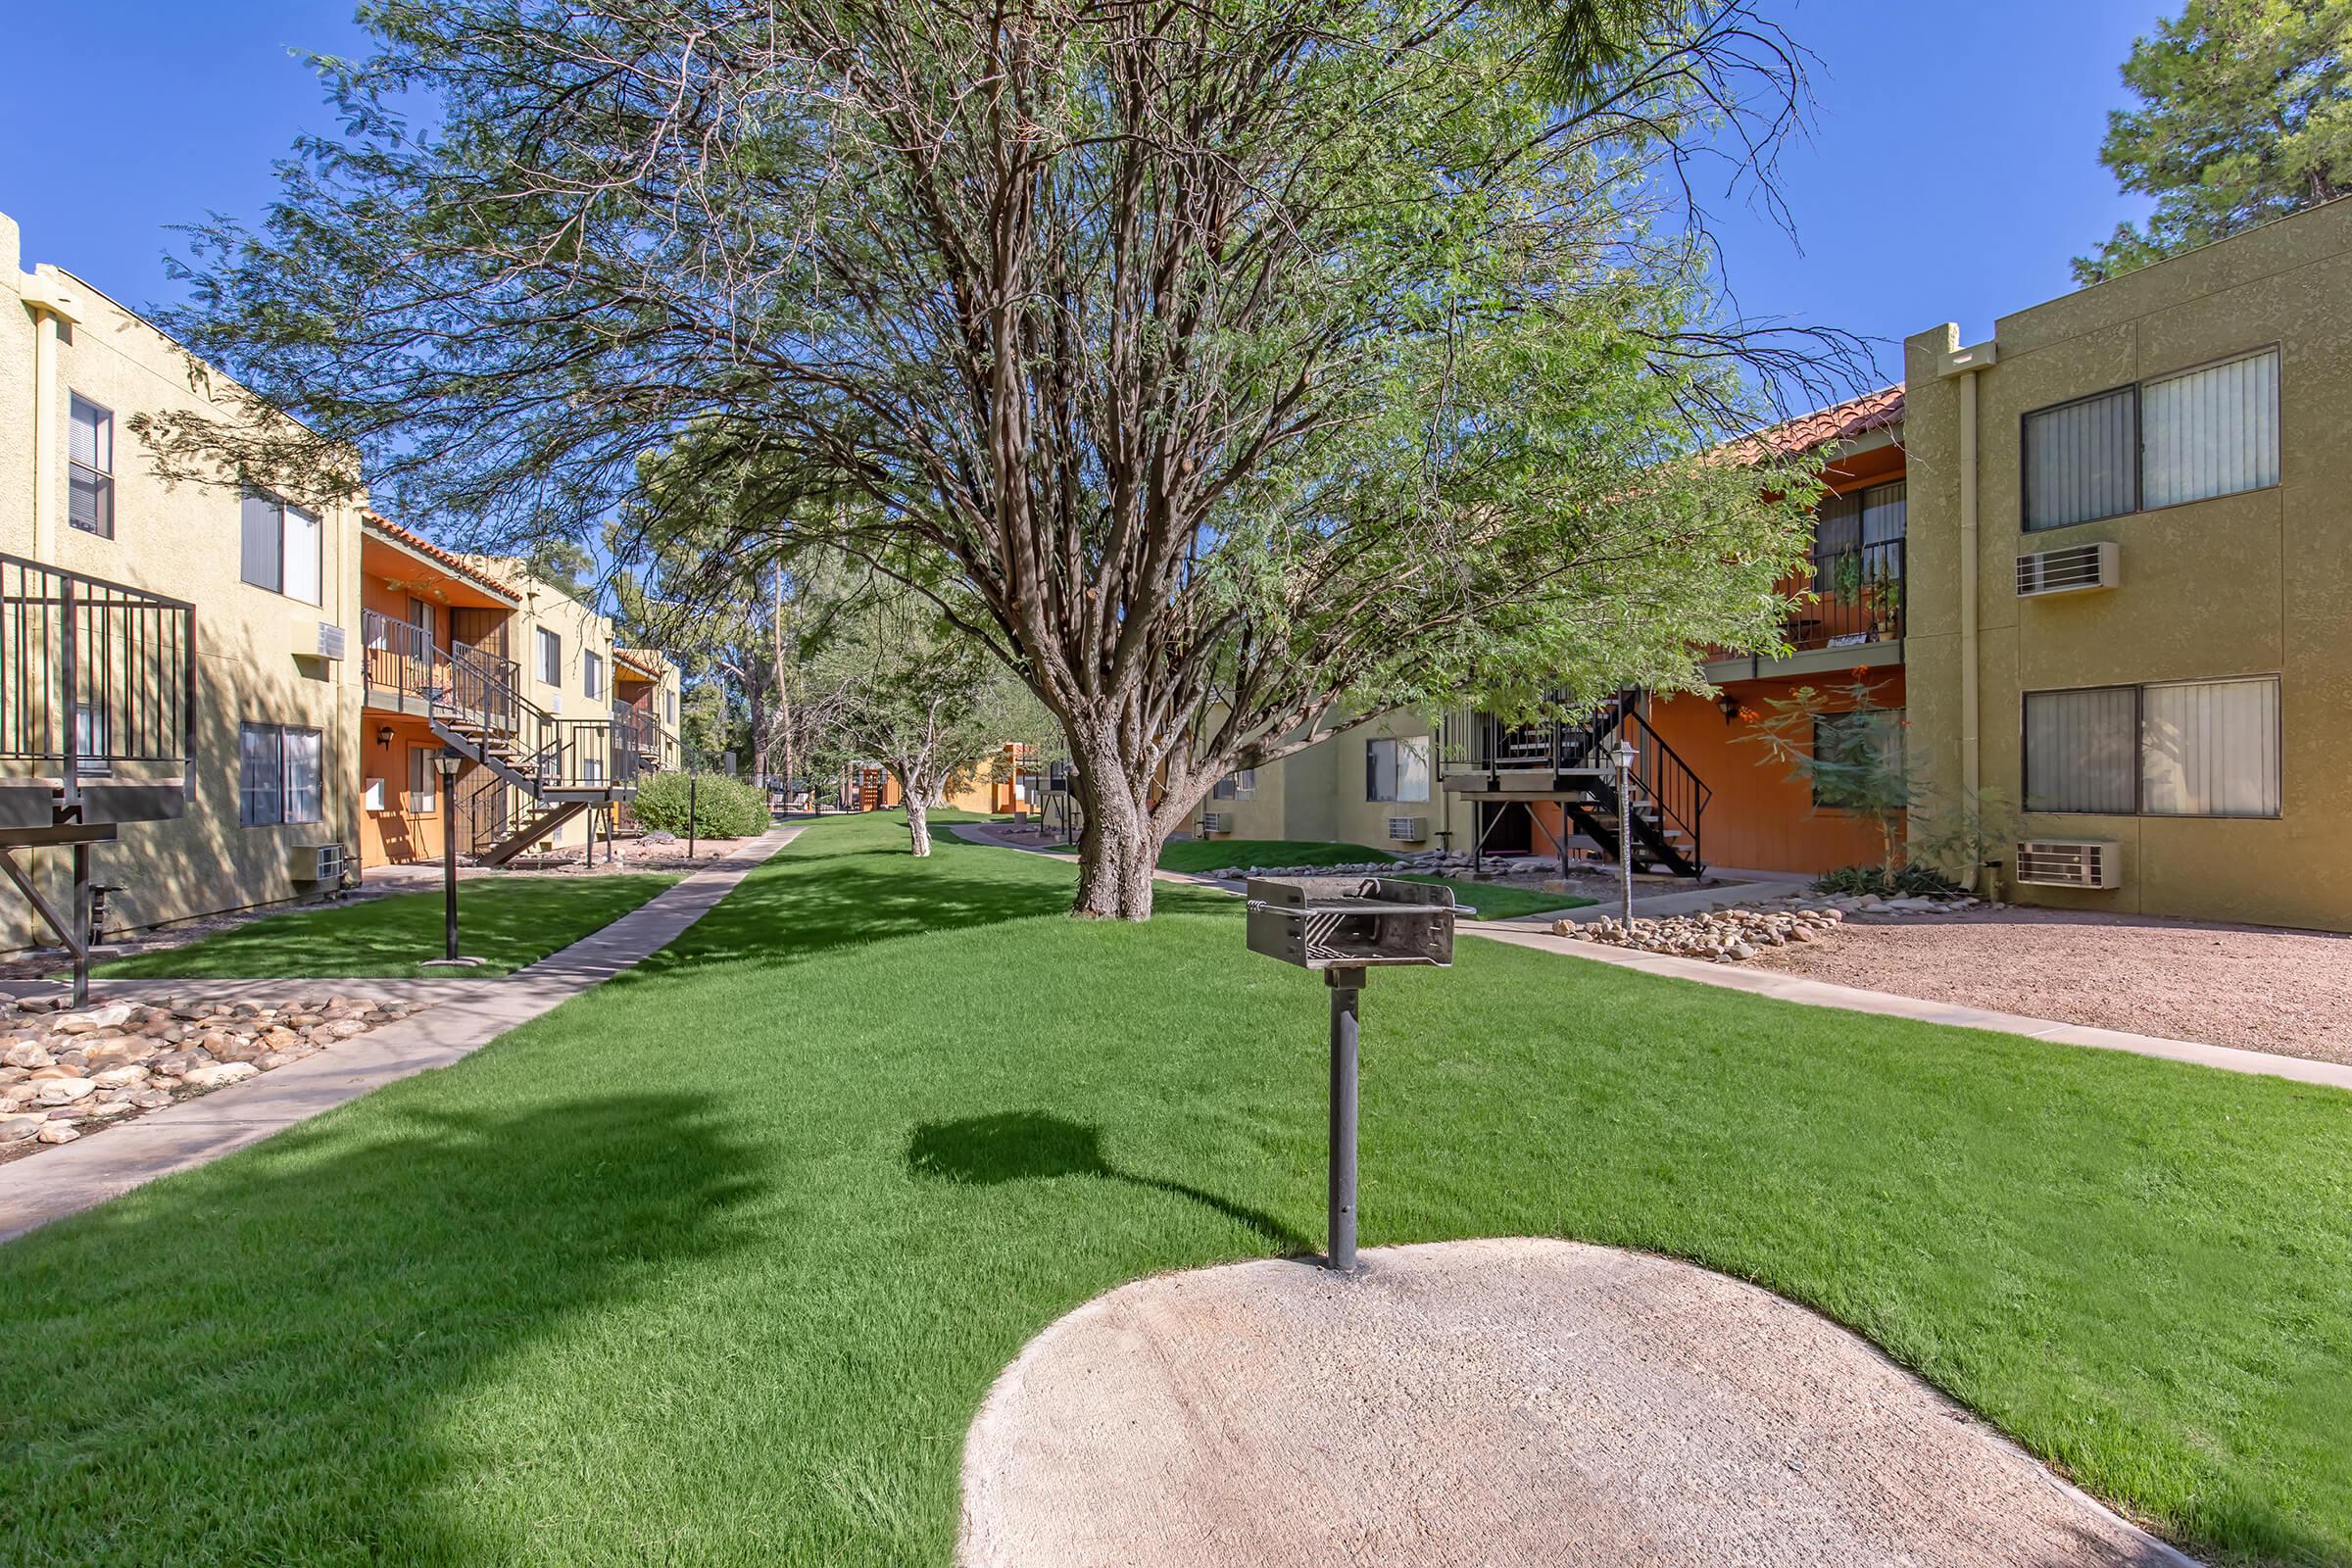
[[1386, 815, 1428, 842], [2016, 542, 2119, 598], [2014, 840, 2120, 890], [316, 621, 348, 661], [289, 842, 348, 883], [1198, 811, 1232, 835]]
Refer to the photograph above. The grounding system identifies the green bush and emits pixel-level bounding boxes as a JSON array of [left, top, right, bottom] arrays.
[[629, 771, 771, 839], [1810, 862, 1968, 899]]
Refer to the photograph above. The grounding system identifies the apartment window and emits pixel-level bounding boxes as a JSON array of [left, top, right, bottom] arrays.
[[74, 702, 111, 777], [665, 690, 677, 724], [1809, 710, 1902, 809], [582, 756, 605, 785], [584, 650, 603, 701], [2023, 348, 2279, 530], [1210, 768, 1256, 802], [1365, 737, 1430, 803], [69, 396, 114, 538], [240, 491, 322, 605], [407, 597, 436, 651], [239, 723, 323, 826], [537, 626, 563, 685], [2142, 351, 2280, 509], [408, 745, 439, 813], [2024, 677, 2279, 818]]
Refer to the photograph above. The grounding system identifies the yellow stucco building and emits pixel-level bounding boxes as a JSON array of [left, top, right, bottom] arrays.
[[1, 210, 681, 959]]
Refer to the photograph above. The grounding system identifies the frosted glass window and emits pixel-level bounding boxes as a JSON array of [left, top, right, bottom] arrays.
[[2141, 350, 2278, 510], [2140, 677, 2279, 818], [2024, 687, 2136, 813]]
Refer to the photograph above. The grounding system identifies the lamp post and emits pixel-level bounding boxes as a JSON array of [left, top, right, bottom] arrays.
[[1615, 738, 1638, 928], [423, 749, 482, 968]]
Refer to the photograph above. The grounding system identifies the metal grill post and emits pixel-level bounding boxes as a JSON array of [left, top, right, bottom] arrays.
[[1326, 967, 1362, 1272]]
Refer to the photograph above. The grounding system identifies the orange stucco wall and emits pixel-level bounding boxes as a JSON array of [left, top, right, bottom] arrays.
[[1649, 673, 1907, 876], [360, 712, 464, 867]]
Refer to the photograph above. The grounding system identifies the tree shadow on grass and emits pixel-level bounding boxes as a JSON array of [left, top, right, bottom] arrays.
[[907, 1110, 1311, 1254], [630, 827, 1238, 979], [0, 1091, 760, 1565]]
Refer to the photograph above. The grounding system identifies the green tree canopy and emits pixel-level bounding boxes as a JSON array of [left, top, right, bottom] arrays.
[[145, 0, 1862, 917], [2076, 0, 2351, 283]]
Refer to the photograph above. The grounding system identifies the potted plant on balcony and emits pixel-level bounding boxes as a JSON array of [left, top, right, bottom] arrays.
[[1869, 568, 1902, 640]]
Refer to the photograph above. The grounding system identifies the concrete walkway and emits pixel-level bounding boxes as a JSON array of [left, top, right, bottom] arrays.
[[0, 825, 801, 1243], [961, 1238, 2196, 1568]]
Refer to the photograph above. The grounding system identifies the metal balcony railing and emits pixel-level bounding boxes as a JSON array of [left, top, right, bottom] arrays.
[[0, 554, 196, 794]]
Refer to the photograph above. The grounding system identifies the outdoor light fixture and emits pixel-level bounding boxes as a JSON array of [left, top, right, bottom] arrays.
[[1614, 739, 1640, 926], [422, 749, 482, 969], [1245, 876, 1462, 1273], [1716, 692, 1740, 725], [377, 724, 395, 748]]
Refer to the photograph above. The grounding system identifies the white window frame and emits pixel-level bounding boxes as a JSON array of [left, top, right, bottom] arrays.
[[240, 491, 323, 606], [1366, 736, 1431, 804], [69, 395, 114, 539], [239, 722, 324, 826], [584, 649, 604, 701], [537, 626, 563, 685]]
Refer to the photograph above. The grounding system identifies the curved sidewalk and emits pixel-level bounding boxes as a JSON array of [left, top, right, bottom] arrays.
[[0, 826, 801, 1243]]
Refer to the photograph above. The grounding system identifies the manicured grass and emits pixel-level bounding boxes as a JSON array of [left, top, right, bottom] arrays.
[[4, 813, 2347, 1566], [1040, 836, 1400, 873], [1387, 874, 1596, 920], [92, 874, 680, 980]]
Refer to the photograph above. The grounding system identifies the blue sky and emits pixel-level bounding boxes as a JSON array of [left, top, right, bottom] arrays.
[[0, 1, 2162, 393]]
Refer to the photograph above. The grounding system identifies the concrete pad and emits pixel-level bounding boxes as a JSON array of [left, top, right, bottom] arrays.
[[960, 1239, 2195, 1568]]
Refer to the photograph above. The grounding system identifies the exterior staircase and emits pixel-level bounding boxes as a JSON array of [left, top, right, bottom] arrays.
[[367, 615, 667, 866], [1439, 690, 1711, 878]]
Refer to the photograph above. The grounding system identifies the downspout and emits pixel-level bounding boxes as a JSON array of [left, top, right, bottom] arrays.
[[20, 267, 83, 562], [1938, 337, 1997, 885]]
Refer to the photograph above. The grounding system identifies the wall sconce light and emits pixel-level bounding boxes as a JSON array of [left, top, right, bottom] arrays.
[[376, 725, 395, 748], [1716, 693, 1740, 726]]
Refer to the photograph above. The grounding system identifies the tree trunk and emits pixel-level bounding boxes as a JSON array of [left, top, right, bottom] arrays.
[[906, 795, 932, 858], [1068, 731, 1169, 920]]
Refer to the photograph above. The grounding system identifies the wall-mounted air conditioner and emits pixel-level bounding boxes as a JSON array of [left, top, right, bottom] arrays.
[[1198, 811, 1232, 835], [289, 842, 348, 883], [1386, 815, 1428, 842], [2017, 542, 2119, 598], [2014, 840, 2120, 889], [316, 621, 349, 660]]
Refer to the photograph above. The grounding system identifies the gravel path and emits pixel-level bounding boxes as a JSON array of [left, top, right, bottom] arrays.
[[1748, 907, 2352, 1065]]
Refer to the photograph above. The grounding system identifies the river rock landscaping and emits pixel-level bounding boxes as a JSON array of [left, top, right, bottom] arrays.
[[0, 994, 431, 1159], [1552, 890, 1986, 962]]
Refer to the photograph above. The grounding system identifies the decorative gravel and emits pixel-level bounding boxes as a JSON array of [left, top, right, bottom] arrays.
[[1747, 906, 2352, 1065]]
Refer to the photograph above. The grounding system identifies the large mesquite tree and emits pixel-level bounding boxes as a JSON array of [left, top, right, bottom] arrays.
[[148, 0, 1854, 917]]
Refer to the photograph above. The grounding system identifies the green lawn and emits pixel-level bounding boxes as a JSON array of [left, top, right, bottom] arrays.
[[93, 874, 680, 979], [1388, 874, 1596, 920], [1038, 835, 1399, 874], [4, 813, 2347, 1566]]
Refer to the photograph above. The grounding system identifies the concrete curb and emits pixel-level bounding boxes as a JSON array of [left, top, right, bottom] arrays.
[[0, 825, 803, 1244]]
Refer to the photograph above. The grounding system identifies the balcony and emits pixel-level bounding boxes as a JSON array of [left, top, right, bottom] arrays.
[[1704, 539, 1905, 684]]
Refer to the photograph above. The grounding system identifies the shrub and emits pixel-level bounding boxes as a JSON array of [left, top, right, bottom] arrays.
[[629, 771, 771, 839], [1810, 862, 1967, 900]]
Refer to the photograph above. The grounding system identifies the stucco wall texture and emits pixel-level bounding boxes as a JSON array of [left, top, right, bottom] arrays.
[[1905, 196, 2352, 931], [2, 214, 365, 949]]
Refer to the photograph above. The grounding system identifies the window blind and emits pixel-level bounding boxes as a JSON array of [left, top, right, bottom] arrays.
[[2024, 388, 2136, 530], [2141, 350, 2278, 511], [2140, 677, 2279, 817], [2024, 687, 2136, 812]]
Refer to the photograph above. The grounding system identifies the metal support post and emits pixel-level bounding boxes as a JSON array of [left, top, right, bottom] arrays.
[[1325, 967, 1362, 1272], [70, 844, 91, 1007], [688, 770, 699, 860]]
